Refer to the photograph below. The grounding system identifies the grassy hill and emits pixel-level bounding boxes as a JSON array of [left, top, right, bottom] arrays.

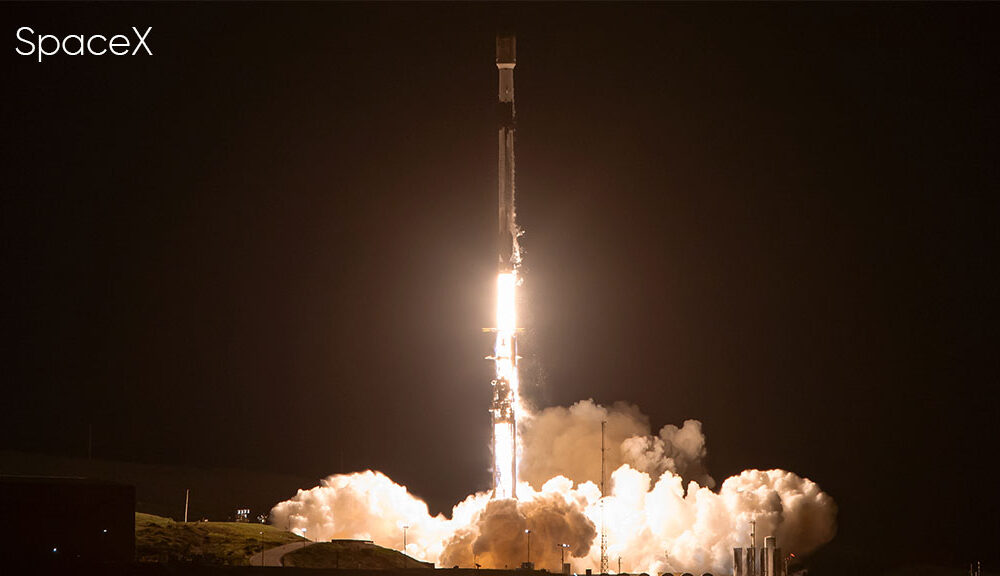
[[282, 540, 432, 569], [136, 512, 305, 565]]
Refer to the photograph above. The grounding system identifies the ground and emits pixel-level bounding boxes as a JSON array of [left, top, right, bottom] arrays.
[[282, 540, 432, 569], [135, 512, 305, 565]]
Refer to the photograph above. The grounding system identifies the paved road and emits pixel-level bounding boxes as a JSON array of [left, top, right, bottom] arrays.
[[249, 541, 316, 567]]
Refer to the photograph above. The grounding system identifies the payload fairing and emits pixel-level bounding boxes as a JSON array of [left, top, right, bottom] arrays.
[[496, 34, 519, 273]]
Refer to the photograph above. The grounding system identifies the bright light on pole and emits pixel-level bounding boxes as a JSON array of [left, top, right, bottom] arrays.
[[525, 529, 532, 565], [557, 543, 570, 567], [402, 524, 410, 568]]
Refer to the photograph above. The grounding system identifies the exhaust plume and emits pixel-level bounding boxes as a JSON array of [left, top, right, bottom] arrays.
[[270, 401, 837, 574], [519, 400, 715, 490]]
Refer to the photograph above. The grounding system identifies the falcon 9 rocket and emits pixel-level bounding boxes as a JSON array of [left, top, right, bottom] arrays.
[[490, 33, 519, 500]]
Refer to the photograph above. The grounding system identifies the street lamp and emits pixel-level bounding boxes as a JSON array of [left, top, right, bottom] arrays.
[[525, 529, 532, 566], [556, 543, 570, 569], [301, 528, 308, 549], [259, 531, 264, 567], [402, 524, 410, 568]]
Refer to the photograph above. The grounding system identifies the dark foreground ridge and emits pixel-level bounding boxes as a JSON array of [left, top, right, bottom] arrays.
[[5, 567, 551, 576], [282, 541, 433, 569], [8, 566, 999, 576]]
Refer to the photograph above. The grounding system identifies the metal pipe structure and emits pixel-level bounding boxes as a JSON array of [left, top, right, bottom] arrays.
[[733, 530, 787, 576], [601, 420, 609, 573]]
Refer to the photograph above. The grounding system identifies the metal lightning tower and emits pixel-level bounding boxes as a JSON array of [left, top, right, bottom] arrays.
[[600, 420, 609, 574], [489, 33, 520, 501]]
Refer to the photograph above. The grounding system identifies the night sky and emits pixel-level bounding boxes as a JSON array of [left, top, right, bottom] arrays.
[[3, 3, 998, 573]]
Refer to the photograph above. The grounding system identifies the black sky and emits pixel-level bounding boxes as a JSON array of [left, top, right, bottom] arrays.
[[2, 3, 998, 573]]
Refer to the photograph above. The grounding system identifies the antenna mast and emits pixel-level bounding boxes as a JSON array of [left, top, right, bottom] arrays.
[[600, 420, 608, 573]]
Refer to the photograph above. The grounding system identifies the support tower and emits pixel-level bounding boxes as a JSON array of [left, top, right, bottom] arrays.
[[600, 420, 609, 573]]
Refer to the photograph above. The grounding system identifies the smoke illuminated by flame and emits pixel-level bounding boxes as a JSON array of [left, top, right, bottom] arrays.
[[271, 400, 837, 573]]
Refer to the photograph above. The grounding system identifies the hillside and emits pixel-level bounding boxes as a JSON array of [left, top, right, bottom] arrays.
[[282, 540, 432, 569], [135, 512, 305, 565]]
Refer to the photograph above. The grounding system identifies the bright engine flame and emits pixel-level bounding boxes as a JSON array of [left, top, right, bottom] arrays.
[[493, 421, 516, 498], [494, 272, 518, 390], [492, 271, 520, 500], [497, 272, 516, 333]]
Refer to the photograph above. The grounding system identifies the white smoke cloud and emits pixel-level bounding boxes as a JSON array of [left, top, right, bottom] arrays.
[[270, 401, 837, 574], [269, 470, 488, 562], [581, 466, 836, 574], [439, 477, 597, 569], [520, 400, 715, 489]]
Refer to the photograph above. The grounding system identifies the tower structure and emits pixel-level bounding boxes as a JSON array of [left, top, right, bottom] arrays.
[[746, 520, 757, 576], [733, 525, 787, 576], [600, 420, 609, 573], [762, 536, 782, 576]]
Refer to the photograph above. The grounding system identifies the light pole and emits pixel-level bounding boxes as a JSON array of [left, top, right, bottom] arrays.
[[557, 543, 570, 570], [525, 529, 532, 566], [403, 524, 410, 568], [259, 531, 264, 567], [301, 528, 308, 549]]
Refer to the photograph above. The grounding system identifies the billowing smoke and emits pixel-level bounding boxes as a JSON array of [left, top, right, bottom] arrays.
[[270, 400, 836, 574], [591, 466, 836, 573], [520, 400, 715, 490], [439, 479, 597, 569]]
